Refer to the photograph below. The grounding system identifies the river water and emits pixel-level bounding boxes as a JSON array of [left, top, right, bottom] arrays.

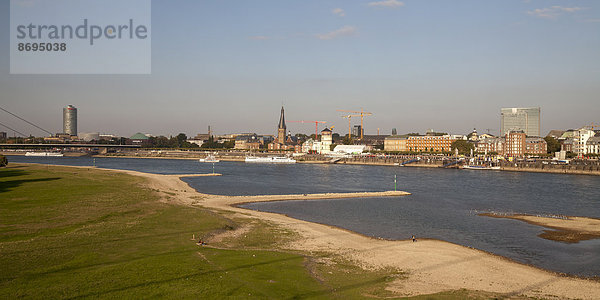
[[10, 156, 600, 277]]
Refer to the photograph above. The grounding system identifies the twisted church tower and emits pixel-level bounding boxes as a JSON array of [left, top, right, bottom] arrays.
[[277, 106, 286, 144]]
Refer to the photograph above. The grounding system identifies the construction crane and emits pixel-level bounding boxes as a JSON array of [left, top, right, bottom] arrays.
[[341, 114, 362, 142], [587, 122, 599, 130], [288, 120, 327, 138], [337, 109, 372, 140]]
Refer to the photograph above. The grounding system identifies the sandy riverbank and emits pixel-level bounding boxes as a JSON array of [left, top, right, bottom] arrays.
[[12, 163, 600, 298], [127, 171, 600, 299], [481, 213, 600, 244]]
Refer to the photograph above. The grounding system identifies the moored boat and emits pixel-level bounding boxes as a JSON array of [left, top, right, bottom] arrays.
[[25, 152, 64, 157], [462, 165, 500, 170], [245, 156, 296, 163], [198, 154, 219, 163]]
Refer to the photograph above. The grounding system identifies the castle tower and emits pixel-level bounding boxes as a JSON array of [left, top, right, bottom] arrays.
[[277, 106, 286, 144], [320, 127, 332, 154]]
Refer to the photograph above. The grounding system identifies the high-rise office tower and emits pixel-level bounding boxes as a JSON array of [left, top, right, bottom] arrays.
[[63, 105, 77, 136], [501, 107, 540, 137]]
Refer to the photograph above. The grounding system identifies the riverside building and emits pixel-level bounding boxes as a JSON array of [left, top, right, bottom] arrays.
[[504, 131, 526, 157], [384, 135, 408, 152], [301, 128, 333, 154], [586, 137, 600, 154], [573, 127, 596, 155], [476, 131, 547, 157], [406, 135, 456, 152]]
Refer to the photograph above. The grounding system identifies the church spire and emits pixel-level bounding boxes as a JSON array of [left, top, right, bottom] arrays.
[[278, 106, 286, 130], [277, 106, 286, 144]]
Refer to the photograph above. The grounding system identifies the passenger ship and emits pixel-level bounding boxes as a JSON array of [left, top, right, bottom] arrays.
[[461, 165, 500, 170], [244, 156, 296, 164], [25, 152, 64, 157], [198, 154, 220, 163]]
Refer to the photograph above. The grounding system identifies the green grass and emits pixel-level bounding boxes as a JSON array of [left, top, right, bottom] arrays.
[[0, 164, 327, 299], [0, 164, 506, 299]]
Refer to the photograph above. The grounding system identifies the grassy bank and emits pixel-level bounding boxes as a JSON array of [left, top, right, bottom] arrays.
[[1, 164, 504, 299], [0, 164, 324, 298]]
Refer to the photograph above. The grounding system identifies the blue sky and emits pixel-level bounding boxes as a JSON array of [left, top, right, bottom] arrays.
[[0, 0, 599, 137]]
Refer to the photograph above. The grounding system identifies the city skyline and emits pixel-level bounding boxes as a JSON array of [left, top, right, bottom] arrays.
[[1, 0, 599, 137]]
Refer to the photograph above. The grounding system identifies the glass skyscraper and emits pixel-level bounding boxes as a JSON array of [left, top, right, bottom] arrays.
[[501, 107, 540, 137]]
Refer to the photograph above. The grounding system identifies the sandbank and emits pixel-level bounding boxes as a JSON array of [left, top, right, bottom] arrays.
[[481, 213, 600, 243]]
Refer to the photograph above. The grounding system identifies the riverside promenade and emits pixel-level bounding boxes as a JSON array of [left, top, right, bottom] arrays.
[[94, 152, 600, 176], [5, 150, 600, 176]]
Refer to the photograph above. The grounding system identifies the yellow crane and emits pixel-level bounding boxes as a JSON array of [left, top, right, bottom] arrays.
[[341, 113, 362, 142], [588, 122, 599, 130], [337, 109, 373, 140]]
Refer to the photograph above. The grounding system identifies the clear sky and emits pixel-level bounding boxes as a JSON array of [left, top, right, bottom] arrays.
[[0, 0, 599, 138]]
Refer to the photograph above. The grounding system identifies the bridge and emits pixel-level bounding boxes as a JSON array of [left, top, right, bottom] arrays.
[[0, 143, 140, 150], [400, 157, 420, 166], [441, 158, 464, 168], [0, 144, 140, 155]]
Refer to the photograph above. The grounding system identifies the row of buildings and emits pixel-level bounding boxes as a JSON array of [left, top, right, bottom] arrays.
[[231, 107, 378, 155], [233, 107, 334, 153], [475, 131, 547, 156], [383, 107, 547, 157], [385, 132, 470, 153], [5, 104, 598, 159], [549, 127, 600, 155], [383, 130, 548, 156], [125, 106, 596, 158]]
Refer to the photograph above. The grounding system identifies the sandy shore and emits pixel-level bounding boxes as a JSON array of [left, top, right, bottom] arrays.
[[14, 164, 600, 298], [132, 171, 600, 299], [481, 213, 600, 243]]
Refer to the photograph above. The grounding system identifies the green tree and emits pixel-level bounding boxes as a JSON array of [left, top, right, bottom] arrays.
[[342, 135, 353, 145], [295, 133, 309, 140], [154, 136, 170, 148], [544, 136, 561, 153], [0, 154, 7, 167], [176, 133, 187, 146], [451, 140, 474, 155], [201, 136, 232, 149]]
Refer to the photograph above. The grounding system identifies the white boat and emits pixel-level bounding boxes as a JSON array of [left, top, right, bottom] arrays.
[[25, 152, 64, 157], [198, 154, 219, 163], [245, 156, 296, 164], [462, 165, 500, 170]]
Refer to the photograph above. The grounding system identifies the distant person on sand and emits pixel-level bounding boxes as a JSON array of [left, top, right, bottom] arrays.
[[412, 235, 416, 242]]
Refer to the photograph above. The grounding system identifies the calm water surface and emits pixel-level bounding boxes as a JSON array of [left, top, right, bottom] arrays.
[[11, 156, 600, 276]]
